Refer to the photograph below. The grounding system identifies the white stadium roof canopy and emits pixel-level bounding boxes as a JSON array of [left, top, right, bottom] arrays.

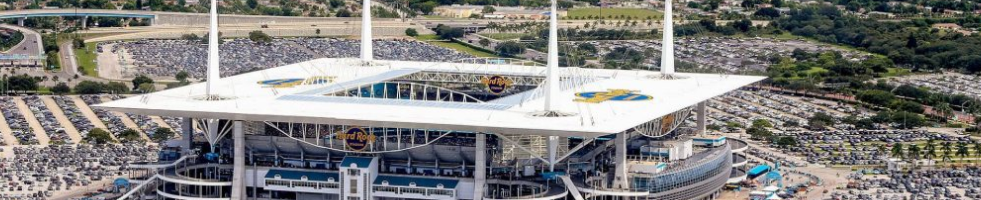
[[97, 58, 764, 138]]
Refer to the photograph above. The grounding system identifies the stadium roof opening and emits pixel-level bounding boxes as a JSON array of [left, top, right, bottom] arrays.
[[96, 58, 764, 138], [301, 69, 544, 103]]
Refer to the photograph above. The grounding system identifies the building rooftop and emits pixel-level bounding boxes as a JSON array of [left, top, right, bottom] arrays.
[[97, 58, 764, 138], [340, 157, 375, 168], [265, 169, 339, 182], [374, 175, 460, 188]]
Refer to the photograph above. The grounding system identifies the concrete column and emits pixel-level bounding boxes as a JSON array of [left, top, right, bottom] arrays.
[[473, 133, 486, 200], [17, 17, 25, 26], [81, 16, 88, 29], [231, 121, 246, 200], [360, 0, 373, 62], [697, 101, 706, 135], [182, 118, 193, 150], [613, 131, 628, 189], [547, 136, 558, 172], [660, 0, 675, 75]]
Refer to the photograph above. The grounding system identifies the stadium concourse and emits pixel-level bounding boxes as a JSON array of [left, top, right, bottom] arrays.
[[96, 53, 762, 200]]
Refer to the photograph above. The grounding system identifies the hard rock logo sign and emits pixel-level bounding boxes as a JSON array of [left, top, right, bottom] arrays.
[[336, 127, 377, 151], [481, 75, 513, 95]]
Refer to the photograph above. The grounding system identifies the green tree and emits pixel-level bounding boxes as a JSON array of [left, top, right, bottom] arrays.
[[857, 90, 896, 106], [775, 136, 797, 148], [328, 0, 344, 8], [934, 102, 953, 122], [152, 127, 175, 142], [51, 82, 71, 94], [247, 0, 258, 9], [137, 83, 155, 93], [435, 25, 464, 39], [336, 9, 352, 17], [119, 128, 143, 143], [74, 80, 105, 94], [942, 141, 953, 163], [404, 28, 418, 37], [808, 112, 836, 130], [494, 41, 525, 57], [891, 143, 904, 159], [908, 144, 920, 161], [974, 142, 981, 164], [925, 139, 937, 160], [956, 142, 969, 163], [175, 71, 189, 83], [248, 30, 273, 44], [478, 38, 490, 47], [84, 128, 116, 144], [481, 5, 495, 14], [131, 75, 154, 90], [752, 119, 773, 128], [73, 37, 85, 48], [105, 82, 131, 94]]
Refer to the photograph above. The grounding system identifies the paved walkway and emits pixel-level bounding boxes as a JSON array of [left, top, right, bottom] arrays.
[[0, 110, 18, 145], [13, 97, 49, 146], [40, 96, 82, 143], [100, 96, 150, 141]]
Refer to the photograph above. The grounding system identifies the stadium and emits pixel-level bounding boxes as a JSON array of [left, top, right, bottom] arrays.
[[97, 0, 763, 199]]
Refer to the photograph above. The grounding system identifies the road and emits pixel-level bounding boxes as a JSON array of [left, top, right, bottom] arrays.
[[0, 24, 43, 56]]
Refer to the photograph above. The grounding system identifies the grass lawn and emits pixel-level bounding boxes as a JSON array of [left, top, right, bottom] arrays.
[[412, 34, 442, 41], [75, 43, 99, 77], [804, 67, 829, 75], [427, 41, 500, 58], [567, 8, 662, 19], [479, 33, 529, 40]]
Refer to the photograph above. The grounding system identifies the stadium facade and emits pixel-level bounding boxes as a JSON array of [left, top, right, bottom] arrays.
[[100, 0, 763, 199]]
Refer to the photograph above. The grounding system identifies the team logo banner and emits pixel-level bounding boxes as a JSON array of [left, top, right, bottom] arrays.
[[257, 76, 335, 88], [481, 75, 513, 95], [575, 89, 652, 103], [337, 127, 376, 151]]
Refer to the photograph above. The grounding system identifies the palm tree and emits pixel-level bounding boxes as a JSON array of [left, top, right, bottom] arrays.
[[925, 139, 937, 160], [891, 143, 905, 159], [956, 142, 969, 163], [877, 144, 887, 159], [974, 141, 981, 165], [908, 144, 921, 161], [935, 102, 953, 121], [942, 141, 953, 163]]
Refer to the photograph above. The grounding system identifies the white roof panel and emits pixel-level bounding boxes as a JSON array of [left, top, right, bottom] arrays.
[[96, 58, 763, 138]]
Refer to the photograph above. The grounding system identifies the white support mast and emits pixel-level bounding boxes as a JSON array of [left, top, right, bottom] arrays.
[[361, 0, 373, 62], [544, 0, 560, 112], [660, 0, 674, 75], [206, 0, 220, 97]]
